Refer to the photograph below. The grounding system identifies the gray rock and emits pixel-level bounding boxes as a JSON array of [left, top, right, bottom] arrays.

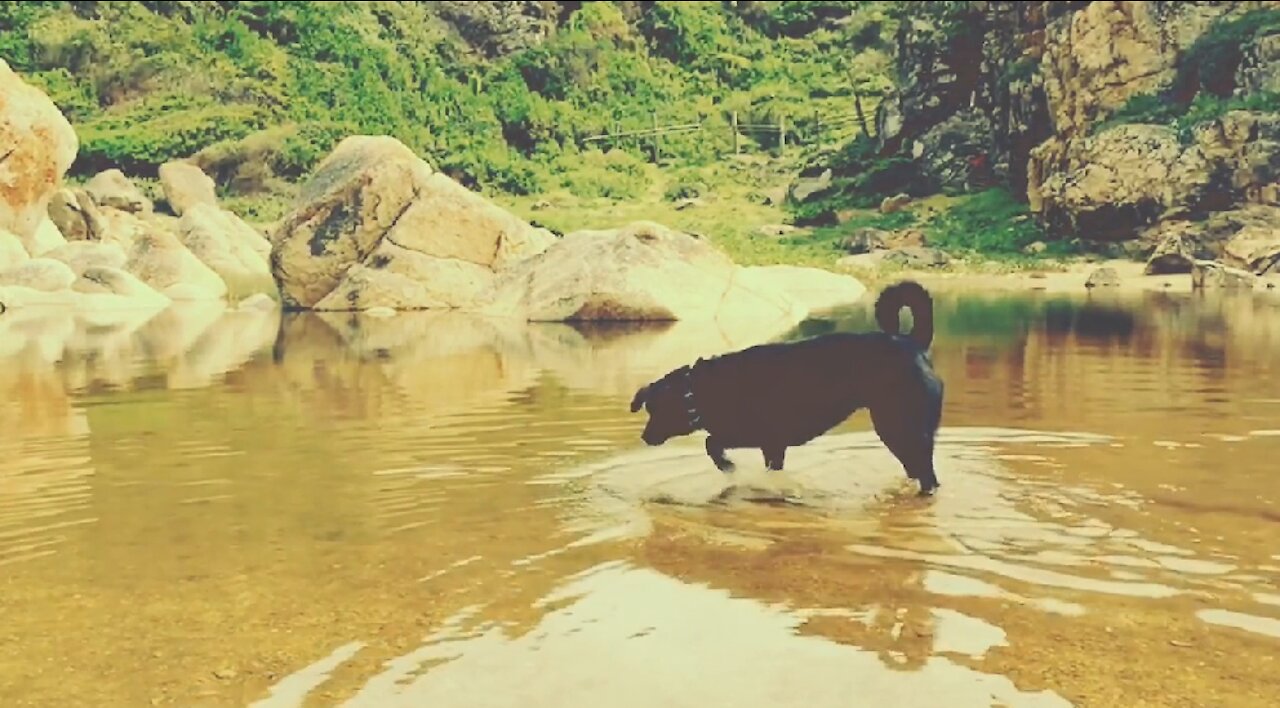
[[1085, 267, 1121, 288], [758, 224, 798, 238], [883, 246, 950, 268], [840, 228, 888, 255], [880, 193, 912, 214], [790, 169, 833, 203], [84, 169, 153, 213], [1191, 260, 1255, 290]]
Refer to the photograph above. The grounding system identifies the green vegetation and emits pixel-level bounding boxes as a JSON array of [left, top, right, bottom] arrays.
[[1, 1, 897, 198], [1181, 8, 1280, 98], [1094, 89, 1280, 142], [923, 188, 1074, 257], [789, 135, 927, 225], [772, 187, 1075, 266], [997, 57, 1040, 89], [0, 1, 1108, 270]]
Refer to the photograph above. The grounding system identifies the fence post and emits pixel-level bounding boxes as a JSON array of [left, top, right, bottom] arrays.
[[854, 91, 870, 137], [778, 114, 786, 154], [731, 111, 740, 155], [651, 111, 660, 163]]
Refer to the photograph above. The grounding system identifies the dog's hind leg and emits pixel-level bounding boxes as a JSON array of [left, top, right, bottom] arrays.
[[870, 405, 941, 496], [706, 436, 736, 473], [762, 446, 787, 471]]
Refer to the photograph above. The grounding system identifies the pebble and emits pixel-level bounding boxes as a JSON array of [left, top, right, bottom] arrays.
[[213, 668, 237, 680]]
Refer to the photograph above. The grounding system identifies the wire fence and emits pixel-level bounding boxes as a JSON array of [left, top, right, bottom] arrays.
[[579, 98, 876, 162]]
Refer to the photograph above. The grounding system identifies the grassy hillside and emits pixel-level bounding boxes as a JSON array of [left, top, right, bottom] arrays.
[[1, 1, 895, 205]]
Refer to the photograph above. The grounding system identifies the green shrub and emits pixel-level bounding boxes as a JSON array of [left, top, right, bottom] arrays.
[[1, 1, 900, 196], [77, 101, 270, 176], [559, 149, 650, 200], [1092, 93, 1184, 135], [663, 168, 709, 201], [787, 136, 927, 224], [1181, 8, 1280, 98], [1096, 89, 1280, 140], [0, 1, 60, 70], [25, 68, 98, 120], [1174, 90, 1280, 139], [998, 57, 1040, 89], [924, 188, 1071, 256]]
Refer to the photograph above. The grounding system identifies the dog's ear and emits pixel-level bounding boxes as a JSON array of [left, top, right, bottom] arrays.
[[629, 385, 649, 413]]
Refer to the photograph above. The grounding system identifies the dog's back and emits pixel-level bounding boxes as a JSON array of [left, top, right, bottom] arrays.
[[693, 331, 926, 447]]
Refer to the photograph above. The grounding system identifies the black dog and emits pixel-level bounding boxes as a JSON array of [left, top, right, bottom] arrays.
[[629, 281, 944, 496]]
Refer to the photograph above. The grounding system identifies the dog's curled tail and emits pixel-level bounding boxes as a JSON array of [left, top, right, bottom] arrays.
[[875, 280, 934, 350]]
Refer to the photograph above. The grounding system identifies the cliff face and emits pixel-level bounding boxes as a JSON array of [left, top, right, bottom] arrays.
[[431, 1, 574, 58], [876, 1, 1280, 249]]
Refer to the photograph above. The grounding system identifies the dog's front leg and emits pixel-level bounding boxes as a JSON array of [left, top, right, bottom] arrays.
[[706, 436, 735, 473], [762, 446, 787, 471]]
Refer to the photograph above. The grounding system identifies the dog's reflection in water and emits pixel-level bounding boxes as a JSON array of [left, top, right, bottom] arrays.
[[709, 483, 809, 508]]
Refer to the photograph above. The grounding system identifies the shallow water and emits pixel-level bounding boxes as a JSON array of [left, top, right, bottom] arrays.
[[2, 288, 1279, 707]]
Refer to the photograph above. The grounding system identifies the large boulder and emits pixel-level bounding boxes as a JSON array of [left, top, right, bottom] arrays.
[[83, 169, 152, 214], [159, 161, 218, 216], [313, 240, 498, 311], [177, 204, 275, 299], [0, 59, 79, 243], [125, 228, 228, 301], [1032, 110, 1280, 241], [1032, 125, 1188, 240], [481, 221, 863, 324], [271, 135, 554, 311], [45, 241, 128, 276], [0, 257, 77, 292]]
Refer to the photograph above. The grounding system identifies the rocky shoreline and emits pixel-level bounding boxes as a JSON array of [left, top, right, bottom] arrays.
[[2, 59, 868, 328]]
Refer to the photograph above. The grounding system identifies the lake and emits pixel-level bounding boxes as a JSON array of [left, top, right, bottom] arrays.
[[2, 287, 1279, 707]]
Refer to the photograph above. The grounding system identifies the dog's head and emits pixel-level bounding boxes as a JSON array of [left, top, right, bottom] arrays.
[[630, 367, 701, 446]]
